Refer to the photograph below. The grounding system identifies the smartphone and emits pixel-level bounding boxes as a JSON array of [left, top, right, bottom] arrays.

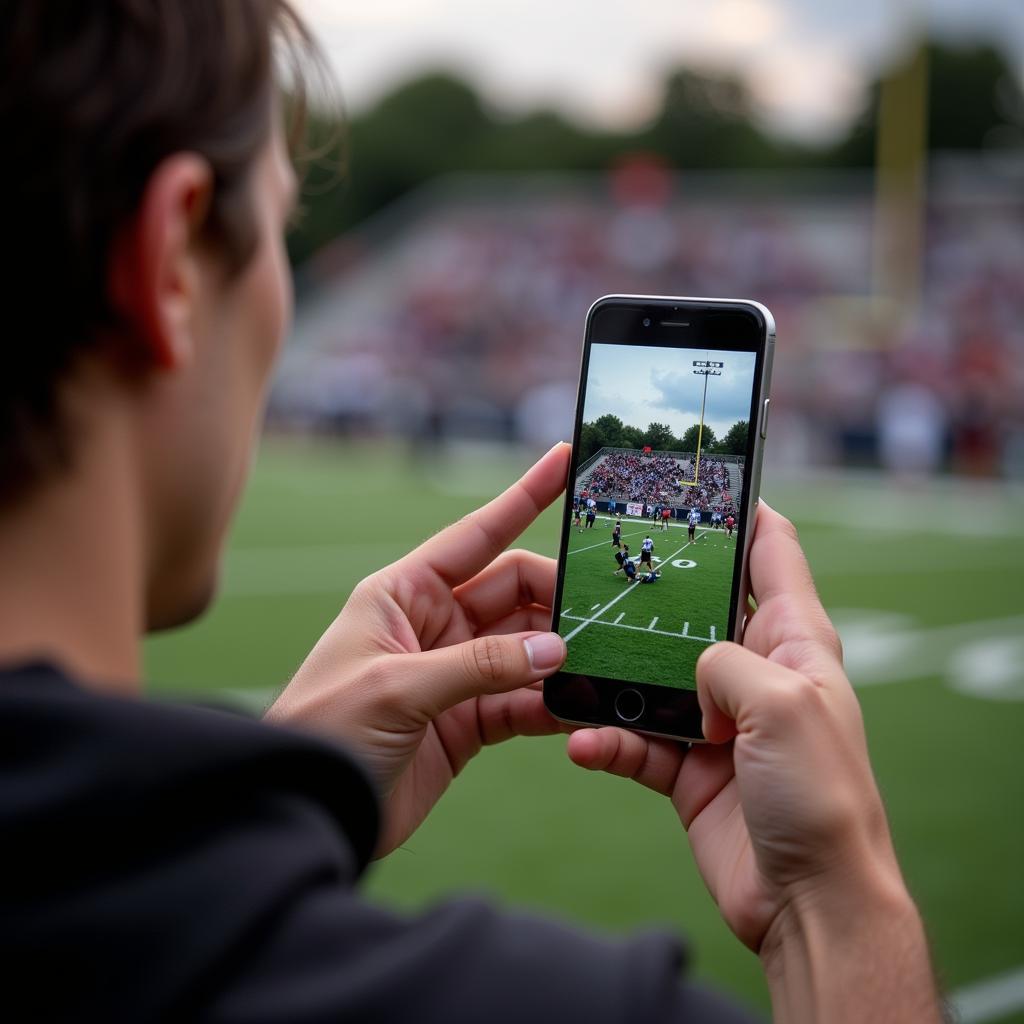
[[544, 295, 775, 741]]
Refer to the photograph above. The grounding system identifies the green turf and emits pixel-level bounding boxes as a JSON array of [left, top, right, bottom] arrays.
[[145, 439, 1024, 1021], [558, 519, 737, 689]]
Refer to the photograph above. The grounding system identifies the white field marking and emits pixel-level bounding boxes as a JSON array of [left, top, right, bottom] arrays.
[[560, 614, 714, 644], [834, 609, 1024, 692], [710, 625, 716, 641], [562, 535, 701, 643], [590, 602, 601, 610], [949, 635, 1024, 701], [950, 965, 1024, 1024], [682, 622, 690, 636], [562, 607, 572, 616], [613, 612, 625, 624], [567, 524, 649, 555], [648, 617, 658, 630]]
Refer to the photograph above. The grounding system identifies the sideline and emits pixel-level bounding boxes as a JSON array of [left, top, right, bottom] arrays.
[[950, 965, 1024, 1024]]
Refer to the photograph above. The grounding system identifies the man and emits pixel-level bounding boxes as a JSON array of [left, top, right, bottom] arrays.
[[611, 519, 622, 549], [573, 503, 583, 532], [612, 543, 630, 575], [639, 535, 655, 572], [688, 506, 701, 542], [585, 504, 596, 529], [622, 555, 638, 582], [726, 513, 736, 538], [661, 506, 672, 531], [0, 4, 942, 1022]]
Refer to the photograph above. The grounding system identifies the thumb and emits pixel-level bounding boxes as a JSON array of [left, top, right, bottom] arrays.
[[389, 631, 566, 720]]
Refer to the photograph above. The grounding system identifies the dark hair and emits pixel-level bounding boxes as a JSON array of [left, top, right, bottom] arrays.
[[0, 0, 322, 502]]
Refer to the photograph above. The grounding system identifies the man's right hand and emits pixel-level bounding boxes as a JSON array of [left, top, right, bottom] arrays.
[[567, 502, 942, 1023]]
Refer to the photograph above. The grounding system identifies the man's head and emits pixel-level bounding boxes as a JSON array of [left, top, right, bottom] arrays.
[[1, 1, 319, 629]]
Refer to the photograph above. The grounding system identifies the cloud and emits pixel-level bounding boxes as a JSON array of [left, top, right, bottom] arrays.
[[650, 354, 756, 435], [581, 344, 755, 439]]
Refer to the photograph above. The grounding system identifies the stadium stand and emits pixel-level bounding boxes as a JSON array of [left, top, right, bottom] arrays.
[[277, 165, 1024, 477], [580, 448, 742, 511]]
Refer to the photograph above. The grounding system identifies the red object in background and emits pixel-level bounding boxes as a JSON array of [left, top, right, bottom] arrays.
[[643, 445, 652, 454], [610, 153, 673, 208]]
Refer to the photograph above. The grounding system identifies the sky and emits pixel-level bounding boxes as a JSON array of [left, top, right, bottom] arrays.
[[583, 344, 756, 440], [295, 0, 1024, 142]]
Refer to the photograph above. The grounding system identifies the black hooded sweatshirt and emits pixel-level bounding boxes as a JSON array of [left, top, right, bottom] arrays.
[[0, 663, 761, 1023]]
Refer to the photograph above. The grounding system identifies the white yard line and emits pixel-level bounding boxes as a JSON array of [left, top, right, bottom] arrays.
[[682, 622, 689, 637], [590, 603, 601, 610], [648, 617, 658, 630], [613, 612, 625, 624], [566, 525, 649, 555], [561, 614, 714, 644], [710, 625, 716, 640], [562, 536, 702, 643], [950, 965, 1024, 1024]]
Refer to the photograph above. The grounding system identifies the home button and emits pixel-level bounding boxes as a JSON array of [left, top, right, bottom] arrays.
[[614, 688, 645, 722]]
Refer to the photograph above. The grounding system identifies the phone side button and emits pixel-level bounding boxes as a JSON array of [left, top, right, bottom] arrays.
[[760, 398, 770, 440], [614, 688, 645, 722]]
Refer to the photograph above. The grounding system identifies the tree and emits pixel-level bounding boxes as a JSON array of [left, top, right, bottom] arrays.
[[830, 40, 1024, 167], [591, 414, 626, 449], [621, 425, 646, 450], [716, 420, 749, 456], [579, 414, 628, 461], [680, 423, 716, 454], [643, 422, 677, 451]]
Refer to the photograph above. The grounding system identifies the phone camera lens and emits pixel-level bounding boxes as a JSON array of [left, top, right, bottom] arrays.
[[642, 318, 651, 327]]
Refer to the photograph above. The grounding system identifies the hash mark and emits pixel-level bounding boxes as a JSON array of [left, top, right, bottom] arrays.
[[613, 612, 624, 624], [591, 603, 601, 610], [710, 625, 716, 641], [682, 621, 690, 637], [648, 617, 658, 631]]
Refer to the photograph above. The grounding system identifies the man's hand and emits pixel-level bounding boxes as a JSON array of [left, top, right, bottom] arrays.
[[266, 444, 571, 856], [566, 502, 942, 1023]]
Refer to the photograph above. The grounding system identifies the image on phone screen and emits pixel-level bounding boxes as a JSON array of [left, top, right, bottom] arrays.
[[557, 343, 756, 692]]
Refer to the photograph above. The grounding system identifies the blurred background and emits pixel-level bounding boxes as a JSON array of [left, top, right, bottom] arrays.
[[147, 1, 1024, 1020]]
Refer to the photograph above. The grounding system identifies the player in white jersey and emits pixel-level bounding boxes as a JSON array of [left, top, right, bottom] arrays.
[[687, 507, 701, 542], [638, 535, 654, 571]]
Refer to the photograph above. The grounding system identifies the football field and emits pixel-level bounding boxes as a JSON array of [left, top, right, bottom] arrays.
[[146, 439, 1024, 1022], [559, 518, 736, 688]]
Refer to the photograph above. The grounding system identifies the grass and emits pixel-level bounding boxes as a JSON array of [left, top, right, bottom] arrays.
[[145, 438, 1024, 1022], [558, 517, 736, 689]]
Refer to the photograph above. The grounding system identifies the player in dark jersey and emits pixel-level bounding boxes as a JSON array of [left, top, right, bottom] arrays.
[[622, 556, 637, 582], [611, 520, 622, 549], [637, 569, 661, 584], [573, 504, 583, 532], [585, 506, 596, 529], [612, 544, 630, 575]]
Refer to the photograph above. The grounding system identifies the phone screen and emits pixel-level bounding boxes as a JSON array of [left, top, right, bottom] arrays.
[[555, 340, 760, 692]]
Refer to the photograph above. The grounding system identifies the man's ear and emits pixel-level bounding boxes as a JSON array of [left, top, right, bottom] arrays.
[[108, 154, 215, 371]]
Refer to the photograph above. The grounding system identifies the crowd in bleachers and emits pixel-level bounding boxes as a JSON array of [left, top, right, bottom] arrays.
[[585, 451, 687, 502], [582, 449, 742, 512], [280, 166, 1024, 478]]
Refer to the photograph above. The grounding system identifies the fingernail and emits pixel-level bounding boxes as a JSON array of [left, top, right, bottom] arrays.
[[524, 633, 566, 671]]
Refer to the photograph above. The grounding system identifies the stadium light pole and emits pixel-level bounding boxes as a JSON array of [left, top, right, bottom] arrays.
[[692, 361, 723, 473]]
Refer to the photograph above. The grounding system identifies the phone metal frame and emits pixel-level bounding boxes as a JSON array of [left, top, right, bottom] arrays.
[[544, 295, 776, 742]]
